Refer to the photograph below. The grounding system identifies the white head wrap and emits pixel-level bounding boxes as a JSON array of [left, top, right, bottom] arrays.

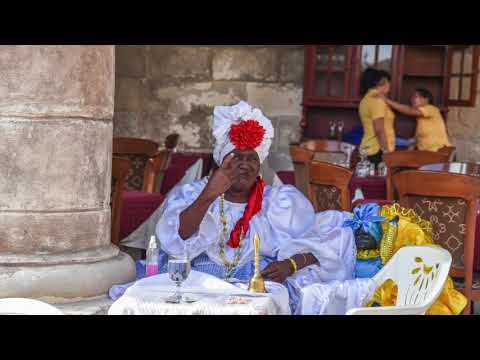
[[212, 101, 274, 166]]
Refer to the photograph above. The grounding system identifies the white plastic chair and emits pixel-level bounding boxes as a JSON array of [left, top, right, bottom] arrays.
[[347, 246, 452, 315], [0, 298, 64, 315]]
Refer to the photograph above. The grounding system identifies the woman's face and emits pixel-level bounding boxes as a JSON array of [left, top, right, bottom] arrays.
[[410, 92, 428, 108], [224, 149, 260, 193], [377, 78, 391, 95]]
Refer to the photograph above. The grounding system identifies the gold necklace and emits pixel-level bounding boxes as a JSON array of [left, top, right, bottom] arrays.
[[219, 194, 245, 279]]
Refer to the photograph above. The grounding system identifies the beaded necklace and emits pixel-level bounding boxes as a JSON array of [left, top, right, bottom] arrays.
[[219, 194, 245, 280]]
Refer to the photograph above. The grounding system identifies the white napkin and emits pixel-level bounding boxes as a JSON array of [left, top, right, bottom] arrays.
[[351, 188, 365, 204]]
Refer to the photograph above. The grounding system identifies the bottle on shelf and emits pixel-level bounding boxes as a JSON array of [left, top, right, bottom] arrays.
[[328, 120, 337, 140], [336, 121, 344, 142]]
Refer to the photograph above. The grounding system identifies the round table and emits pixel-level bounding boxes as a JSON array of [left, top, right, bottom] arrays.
[[420, 162, 480, 176]]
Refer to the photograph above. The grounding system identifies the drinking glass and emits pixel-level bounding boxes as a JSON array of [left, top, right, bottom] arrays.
[[166, 257, 191, 304], [356, 146, 371, 177], [378, 161, 387, 177]]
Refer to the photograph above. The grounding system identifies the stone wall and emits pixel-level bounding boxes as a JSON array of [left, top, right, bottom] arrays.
[[113, 45, 304, 166]]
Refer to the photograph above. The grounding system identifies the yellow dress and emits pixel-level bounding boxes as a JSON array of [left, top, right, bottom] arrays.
[[416, 105, 452, 152], [369, 204, 467, 315], [359, 89, 396, 155]]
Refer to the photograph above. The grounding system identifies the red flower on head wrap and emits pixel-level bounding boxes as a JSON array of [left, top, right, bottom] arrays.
[[229, 119, 266, 151]]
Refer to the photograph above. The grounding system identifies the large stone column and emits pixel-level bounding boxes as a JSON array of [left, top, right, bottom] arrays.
[[0, 45, 135, 302]]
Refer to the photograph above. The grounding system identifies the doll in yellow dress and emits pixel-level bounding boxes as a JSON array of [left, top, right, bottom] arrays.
[[352, 203, 467, 315]]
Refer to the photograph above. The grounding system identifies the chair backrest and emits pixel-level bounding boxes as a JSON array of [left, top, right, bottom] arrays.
[[289, 145, 315, 198], [0, 298, 64, 315], [143, 149, 171, 193], [113, 137, 159, 155], [113, 137, 160, 191], [384, 150, 451, 201], [111, 157, 132, 245], [437, 146, 456, 161], [308, 161, 354, 212], [300, 139, 355, 167], [373, 246, 452, 309], [393, 170, 480, 307], [165, 133, 180, 150]]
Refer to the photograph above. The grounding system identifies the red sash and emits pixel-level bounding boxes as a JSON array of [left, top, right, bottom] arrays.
[[227, 177, 265, 248]]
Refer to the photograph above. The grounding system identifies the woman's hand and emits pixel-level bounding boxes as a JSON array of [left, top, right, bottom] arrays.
[[261, 260, 294, 283], [179, 154, 239, 240], [203, 154, 239, 199]]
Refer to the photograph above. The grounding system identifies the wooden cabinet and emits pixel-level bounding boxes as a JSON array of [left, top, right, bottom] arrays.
[[301, 45, 478, 142]]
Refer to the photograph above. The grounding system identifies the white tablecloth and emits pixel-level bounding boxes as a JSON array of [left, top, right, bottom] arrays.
[[108, 270, 290, 315]]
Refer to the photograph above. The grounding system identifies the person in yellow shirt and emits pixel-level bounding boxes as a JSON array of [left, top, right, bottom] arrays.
[[358, 68, 396, 167], [378, 88, 452, 152]]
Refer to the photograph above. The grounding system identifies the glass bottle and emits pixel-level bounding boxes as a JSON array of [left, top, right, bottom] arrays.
[[146, 235, 159, 277]]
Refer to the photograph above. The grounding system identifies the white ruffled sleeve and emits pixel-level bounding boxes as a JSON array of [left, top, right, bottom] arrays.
[[298, 211, 356, 282], [264, 185, 316, 258], [155, 179, 219, 259], [265, 185, 356, 282]]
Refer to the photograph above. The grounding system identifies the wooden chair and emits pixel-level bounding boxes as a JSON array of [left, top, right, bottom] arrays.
[[111, 157, 132, 246], [113, 137, 172, 193], [383, 150, 451, 201], [289, 145, 315, 198], [394, 170, 480, 314], [308, 161, 354, 212], [299, 139, 356, 168], [165, 133, 180, 151], [437, 146, 456, 162]]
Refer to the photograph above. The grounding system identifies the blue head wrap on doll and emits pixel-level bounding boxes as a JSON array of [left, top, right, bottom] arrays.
[[344, 203, 386, 279], [343, 203, 385, 243]]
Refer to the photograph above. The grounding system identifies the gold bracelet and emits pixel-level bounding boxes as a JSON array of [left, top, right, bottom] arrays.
[[287, 257, 298, 273]]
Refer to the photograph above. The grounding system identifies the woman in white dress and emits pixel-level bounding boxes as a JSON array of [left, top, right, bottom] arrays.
[[151, 101, 373, 314]]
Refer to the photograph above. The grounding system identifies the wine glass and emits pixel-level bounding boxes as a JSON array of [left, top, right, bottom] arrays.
[[166, 257, 191, 304]]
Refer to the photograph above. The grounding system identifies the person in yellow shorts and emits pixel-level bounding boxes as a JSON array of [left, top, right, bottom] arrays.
[[358, 68, 396, 167], [378, 88, 452, 152]]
